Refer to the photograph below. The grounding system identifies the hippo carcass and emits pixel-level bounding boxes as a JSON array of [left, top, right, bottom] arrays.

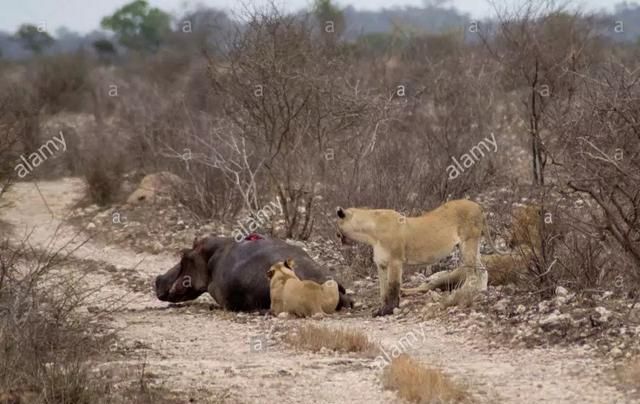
[[155, 235, 353, 312]]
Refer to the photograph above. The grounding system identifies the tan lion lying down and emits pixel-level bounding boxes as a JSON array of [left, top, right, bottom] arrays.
[[267, 259, 339, 317]]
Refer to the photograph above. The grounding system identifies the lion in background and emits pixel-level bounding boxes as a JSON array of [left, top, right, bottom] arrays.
[[483, 204, 544, 286], [336, 199, 505, 316], [267, 259, 339, 317]]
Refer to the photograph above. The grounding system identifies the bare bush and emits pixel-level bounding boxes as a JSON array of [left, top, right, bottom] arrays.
[[208, 8, 384, 238], [0, 237, 108, 402], [560, 62, 640, 288], [30, 52, 92, 115], [80, 129, 125, 206], [482, 2, 604, 186], [0, 84, 24, 197]]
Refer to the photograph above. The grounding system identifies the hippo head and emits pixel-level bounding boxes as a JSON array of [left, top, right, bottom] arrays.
[[155, 237, 223, 302]]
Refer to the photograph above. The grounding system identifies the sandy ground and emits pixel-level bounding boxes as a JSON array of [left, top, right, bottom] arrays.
[[1, 178, 637, 404]]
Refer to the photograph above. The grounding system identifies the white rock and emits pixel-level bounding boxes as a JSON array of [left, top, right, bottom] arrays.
[[538, 300, 552, 313], [539, 311, 571, 328], [610, 347, 623, 357], [151, 241, 163, 254], [555, 286, 569, 296], [494, 299, 509, 312], [426, 290, 442, 302], [516, 304, 527, 314], [285, 239, 305, 248], [87, 222, 96, 230], [277, 312, 289, 319], [595, 306, 612, 323]]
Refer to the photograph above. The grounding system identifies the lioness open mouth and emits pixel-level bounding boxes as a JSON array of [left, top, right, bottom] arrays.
[[336, 231, 353, 246]]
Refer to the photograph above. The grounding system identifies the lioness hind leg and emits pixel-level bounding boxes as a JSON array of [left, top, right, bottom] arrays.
[[401, 284, 432, 296], [459, 236, 487, 291], [401, 267, 465, 295], [310, 303, 326, 318], [428, 267, 465, 290], [459, 236, 481, 269]]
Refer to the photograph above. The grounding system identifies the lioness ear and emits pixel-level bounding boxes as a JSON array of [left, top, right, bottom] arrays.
[[337, 207, 346, 219], [284, 258, 295, 269]]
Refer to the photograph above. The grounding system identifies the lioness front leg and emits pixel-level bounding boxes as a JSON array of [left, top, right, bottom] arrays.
[[377, 263, 389, 300], [374, 260, 402, 317]]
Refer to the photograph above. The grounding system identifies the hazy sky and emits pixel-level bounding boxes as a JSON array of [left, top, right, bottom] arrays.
[[0, 0, 627, 34]]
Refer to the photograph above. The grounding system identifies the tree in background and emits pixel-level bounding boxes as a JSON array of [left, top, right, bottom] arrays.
[[14, 24, 54, 54], [93, 38, 117, 62], [313, 0, 345, 44], [100, 0, 170, 52]]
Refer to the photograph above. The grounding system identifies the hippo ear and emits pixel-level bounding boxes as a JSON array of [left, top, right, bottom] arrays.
[[284, 258, 295, 269]]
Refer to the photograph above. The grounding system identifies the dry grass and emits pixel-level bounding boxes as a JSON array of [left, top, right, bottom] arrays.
[[284, 323, 379, 356], [0, 236, 220, 404], [382, 354, 470, 403], [616, 355, 640, 389], [442, 287, 480, 309]]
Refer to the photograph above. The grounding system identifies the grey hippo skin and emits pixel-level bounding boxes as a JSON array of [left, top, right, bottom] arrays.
[[155, 236, 354, 312]]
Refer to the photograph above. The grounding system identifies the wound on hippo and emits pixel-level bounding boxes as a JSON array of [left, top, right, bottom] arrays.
[[244, 233, 264, 241]]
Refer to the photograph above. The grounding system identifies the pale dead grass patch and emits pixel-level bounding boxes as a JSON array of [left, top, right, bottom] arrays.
[[284, 323, 379, 356], [382, 354, 471, 403], [442, 287, 479, 309], [616, 355, 640, 388]]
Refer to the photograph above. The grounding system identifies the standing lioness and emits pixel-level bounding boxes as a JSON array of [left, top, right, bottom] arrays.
[[336, 199, 502, 316]]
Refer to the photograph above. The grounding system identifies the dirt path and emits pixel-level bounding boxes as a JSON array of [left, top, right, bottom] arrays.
[[1, 178, 636, 404]]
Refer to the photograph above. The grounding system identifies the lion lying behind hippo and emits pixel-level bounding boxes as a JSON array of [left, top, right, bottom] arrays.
[[155, 235, 352, 312]]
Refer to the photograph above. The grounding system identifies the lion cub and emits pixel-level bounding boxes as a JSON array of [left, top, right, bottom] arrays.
[[267, 259, 339, 317]]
